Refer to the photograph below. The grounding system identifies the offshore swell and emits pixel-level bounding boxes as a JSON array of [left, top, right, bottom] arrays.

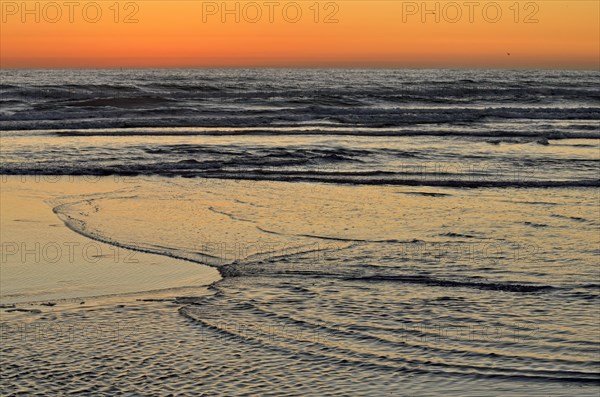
[[2, 69, 599, 130], [1, 69, 599, 187], [1, 69, 599, 396]]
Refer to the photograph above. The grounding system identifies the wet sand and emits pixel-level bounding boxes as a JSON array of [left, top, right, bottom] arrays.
[[0, 177, 220, 304], [1, 176, 598, 396]]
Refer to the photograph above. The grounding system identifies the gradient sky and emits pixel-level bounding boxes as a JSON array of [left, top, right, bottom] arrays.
[[1, 1, 598, 69]]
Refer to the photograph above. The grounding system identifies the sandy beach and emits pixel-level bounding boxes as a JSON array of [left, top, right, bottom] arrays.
[[0, 176, 220, 304], [1, 174, 598, 396]]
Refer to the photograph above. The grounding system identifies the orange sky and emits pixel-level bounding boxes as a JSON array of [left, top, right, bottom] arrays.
[[1, 1, 598, 69]]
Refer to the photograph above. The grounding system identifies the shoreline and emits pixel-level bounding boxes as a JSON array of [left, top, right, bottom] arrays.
[[1, 174, 598, 396], [0, 176, 221, 305]]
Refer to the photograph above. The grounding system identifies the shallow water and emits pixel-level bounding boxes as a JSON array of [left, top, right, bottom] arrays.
[[31, 176, 600, 394]]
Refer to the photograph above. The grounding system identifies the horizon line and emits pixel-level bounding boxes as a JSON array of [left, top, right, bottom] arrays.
[[2, 65, 599, 72]]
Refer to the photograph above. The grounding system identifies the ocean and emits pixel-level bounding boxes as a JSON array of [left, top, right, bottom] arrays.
[[1, 68, 599, 186], [1, 68, 599, 396]]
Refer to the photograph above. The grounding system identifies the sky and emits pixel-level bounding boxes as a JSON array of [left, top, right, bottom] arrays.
[[1, 1, 599, 69]]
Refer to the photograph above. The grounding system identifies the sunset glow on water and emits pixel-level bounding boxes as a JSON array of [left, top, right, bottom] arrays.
[[1, 2, 599, 396]]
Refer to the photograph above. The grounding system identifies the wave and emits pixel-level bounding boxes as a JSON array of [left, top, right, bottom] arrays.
[[2, 69, 599, 135], [343, 274, 555, 293], [67, 96, 174, 108], [2, 106, 600, 132], [0, 126, 595, 140], [7, 168, 597, 188]]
